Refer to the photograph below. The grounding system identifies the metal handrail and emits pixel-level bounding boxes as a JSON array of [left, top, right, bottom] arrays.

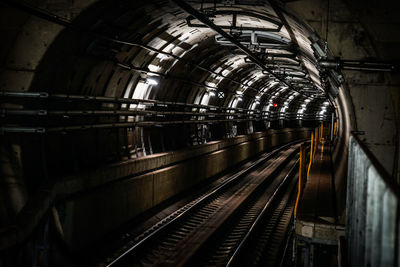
[[350, 133, 398, 197], [346, 133, 400, 267]]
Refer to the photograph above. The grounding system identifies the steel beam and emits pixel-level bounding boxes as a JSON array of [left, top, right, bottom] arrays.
[[268, 1, 316, 93], [171, 0, 309, 97]]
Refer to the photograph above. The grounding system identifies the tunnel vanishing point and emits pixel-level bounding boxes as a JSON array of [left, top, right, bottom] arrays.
[[0, 0, 400, 266]]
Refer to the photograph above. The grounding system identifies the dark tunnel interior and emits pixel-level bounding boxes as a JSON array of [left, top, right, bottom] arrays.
[[0, 0, 399, 266]]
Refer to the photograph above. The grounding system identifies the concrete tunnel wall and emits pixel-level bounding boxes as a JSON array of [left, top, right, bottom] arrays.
[[283, 0, 400, 218], [1, 0, 397, 182], [57, 128, 310, 249], [1, 0, 400, 261], [0, 3, 321, 256], [286, 0, 400, 181]]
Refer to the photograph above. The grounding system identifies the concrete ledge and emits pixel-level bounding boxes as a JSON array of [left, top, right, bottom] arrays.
[[295, 220, 345, 245], [57, 128, 309, 196], [59, 128, 311, 249]]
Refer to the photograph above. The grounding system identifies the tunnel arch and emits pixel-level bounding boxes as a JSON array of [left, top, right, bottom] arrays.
[[7, 0, 335, 175], [0, 0, 339, 228], [1, 0, 399, 264]]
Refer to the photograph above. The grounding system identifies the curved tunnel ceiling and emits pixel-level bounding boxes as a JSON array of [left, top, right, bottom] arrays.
[[3, 1, 400, 261], [23, 0, 336, 125], [0, 0, 342, 172]]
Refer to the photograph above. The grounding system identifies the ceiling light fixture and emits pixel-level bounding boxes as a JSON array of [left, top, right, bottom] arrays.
[[146, 78, 158, 86]]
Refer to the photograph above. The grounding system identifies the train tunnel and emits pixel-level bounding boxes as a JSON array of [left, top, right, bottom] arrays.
[[0, 0, 399, 266]]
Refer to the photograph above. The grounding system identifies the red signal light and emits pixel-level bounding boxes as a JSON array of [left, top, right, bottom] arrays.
[[273, 103, 278, 107]]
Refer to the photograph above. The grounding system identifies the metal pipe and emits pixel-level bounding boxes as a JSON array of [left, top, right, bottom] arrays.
[[319, 59, 398, 72], [0, 127, 46, 134], [0, 91, 49, 98], [319, 60, 340, 69], [0, 0, 70, 27], [1, 118, 265, 134], [0, 91, 264, 113], [1, 108, 268, 117], [0, 113, 335, 134], [2, 109, 48, 116]]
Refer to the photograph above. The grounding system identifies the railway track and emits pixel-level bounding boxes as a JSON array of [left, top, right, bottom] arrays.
[[188, 157, 298, 267], [225, 171, 297, 267], [102, 141, 304, 267]]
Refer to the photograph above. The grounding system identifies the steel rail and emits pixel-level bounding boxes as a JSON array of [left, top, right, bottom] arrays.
[[226, 159, 299, 267], [105, 140, 303, 266], [185, 154, 299, 266], [279, 226, 295, 267]]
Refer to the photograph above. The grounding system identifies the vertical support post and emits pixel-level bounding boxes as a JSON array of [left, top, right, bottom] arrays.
[[133, 126, 139, 158], [334, 121, 337, 136], [294, 143, 306, 216], [148, 135, 153, 155], [124, 128, 131, 159], [318, 124, 322, 142], [321, 124, 324, 140], [160, 134, 166, 152], [304, 246, 309, 267], [140, 127, 147, 156], [232, 13, 237, 28], [116, 127, 122, 160], [310, 243, 315, 267], [331, 113, 335, 142], [308, 132, 314, 177], [314, 127, 318, 159]]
